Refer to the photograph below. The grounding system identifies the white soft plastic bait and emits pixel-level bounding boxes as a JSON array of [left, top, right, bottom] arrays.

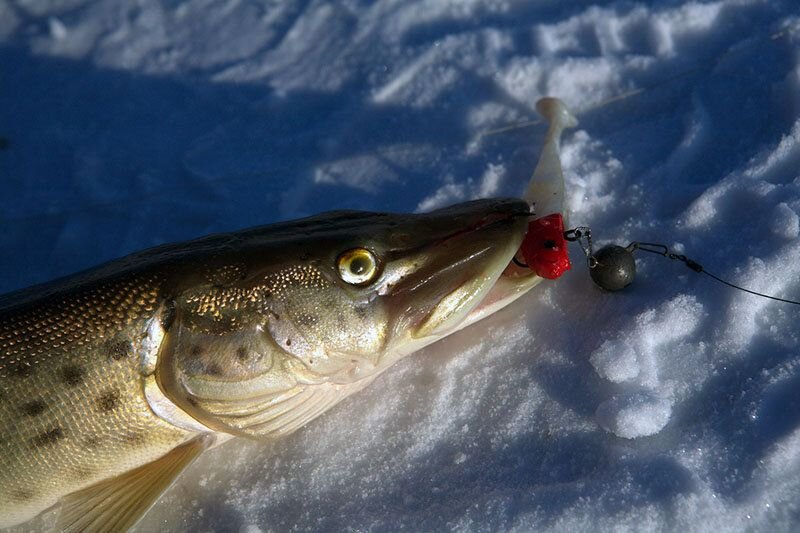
[[517, 97, 578, 280]]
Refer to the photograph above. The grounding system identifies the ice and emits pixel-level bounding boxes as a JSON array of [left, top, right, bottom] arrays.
[[2, 0, 800, 531]]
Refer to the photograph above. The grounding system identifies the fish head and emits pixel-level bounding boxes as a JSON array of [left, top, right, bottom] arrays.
[[247, 197, 535, 377], [156, 198, 539, 436]]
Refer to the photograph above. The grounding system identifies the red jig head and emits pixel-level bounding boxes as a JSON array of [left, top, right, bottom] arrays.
[[519, 213, 571, 279]]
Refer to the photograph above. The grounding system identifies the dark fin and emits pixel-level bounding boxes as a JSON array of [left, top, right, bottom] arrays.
[[56, 435, 212, 532]]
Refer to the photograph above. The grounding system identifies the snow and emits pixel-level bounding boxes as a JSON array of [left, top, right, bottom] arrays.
[[595, 391, 673, 440], [1, 0, 800, 531]]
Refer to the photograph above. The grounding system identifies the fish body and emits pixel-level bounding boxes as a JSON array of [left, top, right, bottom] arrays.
[[0, 198, 538, 530]]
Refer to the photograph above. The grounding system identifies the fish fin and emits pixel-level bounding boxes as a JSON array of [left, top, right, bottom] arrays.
[[247, 379, 373, 438], [56, 435, 212, 532], [203, 377, 378, 439]]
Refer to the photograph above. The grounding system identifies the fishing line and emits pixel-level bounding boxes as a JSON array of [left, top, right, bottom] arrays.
[[563, 226, 800, 305]]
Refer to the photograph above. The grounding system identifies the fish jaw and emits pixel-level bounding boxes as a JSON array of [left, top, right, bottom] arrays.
[[459, 268, 542, 333], [377, 203, 536, 366], [385, 255, 541, 364]]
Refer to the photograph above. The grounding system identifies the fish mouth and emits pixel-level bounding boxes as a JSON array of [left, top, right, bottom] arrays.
[[382, 198, 537, 353], [456, 253, 542, 333]]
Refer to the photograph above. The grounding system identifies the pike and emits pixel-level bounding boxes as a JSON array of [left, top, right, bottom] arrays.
[[0, 98, 576, 531]]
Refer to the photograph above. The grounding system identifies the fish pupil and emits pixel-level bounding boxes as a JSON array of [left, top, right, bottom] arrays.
[[350, 257, 370, 275]]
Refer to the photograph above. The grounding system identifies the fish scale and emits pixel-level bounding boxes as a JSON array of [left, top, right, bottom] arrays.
[[0, 275, 192, 528]]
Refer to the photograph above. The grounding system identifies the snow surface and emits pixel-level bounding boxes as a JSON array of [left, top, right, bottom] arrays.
[[2, 0, 800, 531]]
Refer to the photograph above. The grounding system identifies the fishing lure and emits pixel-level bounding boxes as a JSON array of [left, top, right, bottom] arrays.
[[516, 100, 800, 305], [512, 97, 575, 281]]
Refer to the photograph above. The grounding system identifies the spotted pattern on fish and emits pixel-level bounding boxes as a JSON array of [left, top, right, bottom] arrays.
[[122, 431, 147, 447], [0, 274, 193, 528], [69, 465, 94, 482], [96, 390, 120, 413], [235, 346, 249, 362], [30, 427, 64, 447], [60, 365, 85, 386], [83, 436, 102, 449], [9, 489, 34, 503], [106, 339, 132, 361], [9, 363, 32, 378], [20, 400, 47, 417]]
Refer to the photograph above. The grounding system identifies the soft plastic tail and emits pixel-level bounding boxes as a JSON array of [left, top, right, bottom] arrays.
[[522, 97, 578, 220]]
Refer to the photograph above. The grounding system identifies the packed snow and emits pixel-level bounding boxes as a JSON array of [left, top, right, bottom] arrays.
[[1, 0, 799, 531]]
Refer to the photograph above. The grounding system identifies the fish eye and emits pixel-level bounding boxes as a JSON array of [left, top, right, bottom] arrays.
[[337, 248, 380, 285]]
